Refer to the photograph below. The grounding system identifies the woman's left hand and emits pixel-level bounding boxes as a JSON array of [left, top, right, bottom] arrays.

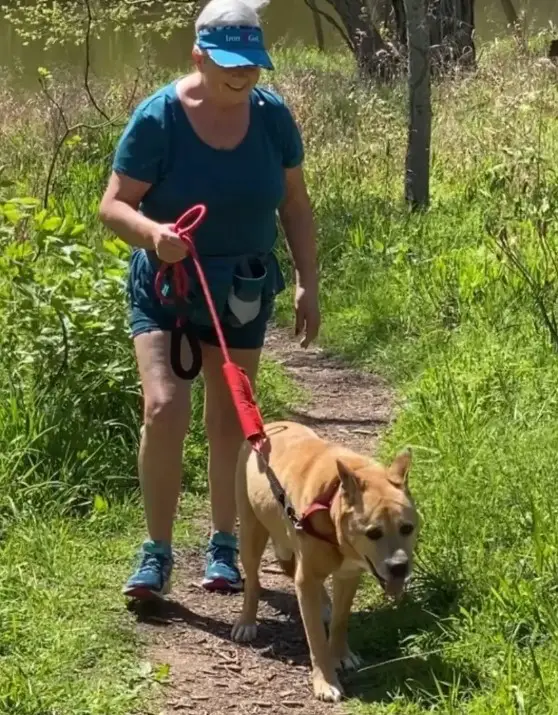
[[294, 284, 320, 349]]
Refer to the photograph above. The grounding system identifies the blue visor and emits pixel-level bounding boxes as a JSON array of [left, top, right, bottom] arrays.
[[196, 25, 274, 70]]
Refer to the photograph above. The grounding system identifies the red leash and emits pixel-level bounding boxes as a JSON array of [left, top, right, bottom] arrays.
[[154, 204, 267, 449], [154, 205, 339, 547]]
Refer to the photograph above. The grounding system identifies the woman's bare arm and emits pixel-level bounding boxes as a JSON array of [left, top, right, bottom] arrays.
[[99, 171, 160, 250], [279, 165, 318, 290]]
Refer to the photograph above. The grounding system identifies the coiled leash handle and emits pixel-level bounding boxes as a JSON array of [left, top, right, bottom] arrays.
[[154, 204, 208, 381]]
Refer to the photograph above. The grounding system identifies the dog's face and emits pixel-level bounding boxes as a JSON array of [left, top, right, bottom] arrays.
[[336, 451, 418, 599]]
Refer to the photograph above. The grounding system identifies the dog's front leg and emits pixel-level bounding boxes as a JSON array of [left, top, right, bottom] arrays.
[[294, 564, 343, 703], [329, 572, 363, 672]]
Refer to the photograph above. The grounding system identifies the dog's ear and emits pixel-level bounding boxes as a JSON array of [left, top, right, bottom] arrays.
[[336, 459, 360, 504], [388, 448, 412, 488]]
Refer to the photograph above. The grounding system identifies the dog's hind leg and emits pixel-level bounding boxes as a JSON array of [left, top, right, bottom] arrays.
[[329, 572, 363, 672], [231, 513, 268, 643], [321, 582, 332, 626], [273, 546, 331, 625], [272, 541, 295, 577], [277, 553, 296, 577], [274, 551, 330, 625]]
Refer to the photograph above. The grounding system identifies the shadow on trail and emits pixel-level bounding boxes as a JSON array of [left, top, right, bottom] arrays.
[[287, 408, 390, 428], [129, 567, 480, 706], [128, 585, 308, 663]]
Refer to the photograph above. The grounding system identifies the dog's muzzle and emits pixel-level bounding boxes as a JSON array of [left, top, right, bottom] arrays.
[[365, 556, 410, 600], [365, 556, 386, 589]]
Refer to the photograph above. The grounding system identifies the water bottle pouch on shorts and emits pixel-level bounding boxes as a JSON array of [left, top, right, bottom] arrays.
[[226, 257, 268, 327]]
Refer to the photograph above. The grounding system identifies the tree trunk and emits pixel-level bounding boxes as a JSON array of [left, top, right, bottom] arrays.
[[308, 0, 325, 50], [324, 0, 396, 79], [323, 0, 474, 80], [391, 0, 408, 45], [403, 0, 431, 208], [427, 0, 476, 71], [500, 0, 518, 27], [392, 0, 476, 70]]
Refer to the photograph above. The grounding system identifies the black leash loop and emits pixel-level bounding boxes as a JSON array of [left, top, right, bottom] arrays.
[[170, 322, 202, 381]]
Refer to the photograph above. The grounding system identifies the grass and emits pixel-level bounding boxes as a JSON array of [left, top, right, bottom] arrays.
[[0, 493, 214, 715], [1, 504, 150, 715], [3, 27, 558, 715]]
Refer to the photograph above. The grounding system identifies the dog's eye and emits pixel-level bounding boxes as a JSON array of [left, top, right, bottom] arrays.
[[400, 523, 414, 536], [366, 527, 383, 541]]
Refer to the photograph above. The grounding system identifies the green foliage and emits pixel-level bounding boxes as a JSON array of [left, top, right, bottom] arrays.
[[2, 0, 198, 50], [0, 183, 140, 519]]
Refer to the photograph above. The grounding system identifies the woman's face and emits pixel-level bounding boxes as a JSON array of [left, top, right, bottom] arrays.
[[194, 49, 260, 106]]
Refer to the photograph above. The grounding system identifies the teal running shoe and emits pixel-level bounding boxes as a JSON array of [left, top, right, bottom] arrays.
[[122, 539, 173, 600], [202, 531, 243, 592]]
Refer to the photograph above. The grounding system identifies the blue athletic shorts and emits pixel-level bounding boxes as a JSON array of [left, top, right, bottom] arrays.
[[127, 248, 278, 350]]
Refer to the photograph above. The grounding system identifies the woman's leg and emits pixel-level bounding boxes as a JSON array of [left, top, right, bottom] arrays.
[[123, 330, 192, 599], [200, 342, 262, 591]]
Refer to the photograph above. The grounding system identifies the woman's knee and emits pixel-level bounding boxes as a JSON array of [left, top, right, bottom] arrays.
[[144, 388, 190, 439], [134, 331, 191, 440]]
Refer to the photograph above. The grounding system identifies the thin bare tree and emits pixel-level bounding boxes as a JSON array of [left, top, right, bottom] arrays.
[[500, 0, 519, 28], [306, 0, 325, 50], [403, 0, 431, 207], [320, 0, 475, 80]]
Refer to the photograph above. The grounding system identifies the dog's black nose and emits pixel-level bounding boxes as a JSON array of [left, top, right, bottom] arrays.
[[386, 557, 408, 579]]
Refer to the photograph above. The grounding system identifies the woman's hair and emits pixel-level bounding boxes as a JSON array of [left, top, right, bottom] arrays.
[[195, 0, 270, 32]]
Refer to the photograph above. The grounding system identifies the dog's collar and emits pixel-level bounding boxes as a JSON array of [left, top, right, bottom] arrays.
[[298, 479, 340, 546]]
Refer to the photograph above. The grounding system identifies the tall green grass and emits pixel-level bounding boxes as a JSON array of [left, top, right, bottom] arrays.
[[277, 38, 558, 715], [3, 33, 558, 714]]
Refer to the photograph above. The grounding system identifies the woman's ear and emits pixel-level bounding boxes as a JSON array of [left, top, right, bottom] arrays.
[[192, 44, 204, 70]]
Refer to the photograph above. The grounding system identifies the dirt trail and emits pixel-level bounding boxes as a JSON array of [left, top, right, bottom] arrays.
[[133, 326, 394, 715]]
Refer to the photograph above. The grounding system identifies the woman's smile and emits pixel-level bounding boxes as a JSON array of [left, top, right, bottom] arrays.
[[226, 80, 248, 91]]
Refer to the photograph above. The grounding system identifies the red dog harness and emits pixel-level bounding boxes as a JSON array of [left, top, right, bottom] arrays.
[[297, 478, 340, 546]]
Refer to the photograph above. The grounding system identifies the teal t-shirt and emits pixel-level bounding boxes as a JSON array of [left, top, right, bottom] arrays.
[[112, 81, 304, 260]]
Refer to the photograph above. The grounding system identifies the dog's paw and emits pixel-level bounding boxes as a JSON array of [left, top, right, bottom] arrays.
[[313, 674, 344, 703], [231, 621, 257, 643], [334, 649, 363, 672]]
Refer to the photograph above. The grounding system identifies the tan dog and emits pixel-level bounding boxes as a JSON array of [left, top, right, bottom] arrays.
[[231, 420, 419, 703]]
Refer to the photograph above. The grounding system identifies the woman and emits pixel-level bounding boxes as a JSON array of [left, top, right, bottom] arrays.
[[99, 0, 319, 599]]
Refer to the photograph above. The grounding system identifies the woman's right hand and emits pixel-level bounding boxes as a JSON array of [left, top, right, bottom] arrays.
[[151, 223, 188, 263]]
